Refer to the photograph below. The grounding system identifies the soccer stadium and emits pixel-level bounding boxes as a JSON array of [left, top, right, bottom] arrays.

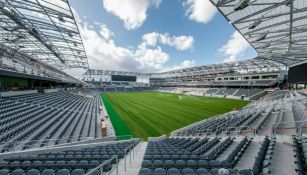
[[0, 0, 307, 175]]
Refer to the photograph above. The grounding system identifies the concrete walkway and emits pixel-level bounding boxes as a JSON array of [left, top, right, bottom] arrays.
[[269, 137, 296, 175], [235, 139, 261, 170], [110, 141, 147, 175]]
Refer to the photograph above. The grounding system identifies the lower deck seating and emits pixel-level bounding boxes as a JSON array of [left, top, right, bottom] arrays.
[[0, 89, 102, 152], [0, 140, 139, 175], [173, 90, 306, 137], [205, 89, 219, 95], [205, 88, 263, 98], [139, 137, 256, 175], [234, 89, 263, 97], [215, 89, 237, 96]]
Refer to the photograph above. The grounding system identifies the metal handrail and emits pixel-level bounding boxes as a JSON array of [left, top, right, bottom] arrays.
[[0, 138, 140, 155], [85, 155, 119, 175], [0, 134, 135, 152]]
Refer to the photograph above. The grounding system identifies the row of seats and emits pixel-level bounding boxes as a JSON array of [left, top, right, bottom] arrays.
[[205, 88, 264, 97], [0, 140, 138, 175], [0, 89, 102, 152], [140, 137, 255, 173], [139, 167, 252, 175], [251, 136, 275, 174], [95, 87, 152, 92], [293, 136, 307, 175], [173, 104, 265, 137], [173, 90, 305, 137]]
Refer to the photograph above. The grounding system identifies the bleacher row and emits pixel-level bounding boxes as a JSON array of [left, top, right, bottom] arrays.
[[211, 80, 276, 86], [0, 140, 138, 175], [0, 89, 102, 153], [173, 90, 307, 138], [139, 136, 278, 175], [205, 88, 264, 98], [157, 79, 277, 87], [97, 87, 154, 92]]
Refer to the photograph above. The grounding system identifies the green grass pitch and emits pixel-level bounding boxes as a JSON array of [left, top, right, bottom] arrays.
[[100, 92, 249, 140]]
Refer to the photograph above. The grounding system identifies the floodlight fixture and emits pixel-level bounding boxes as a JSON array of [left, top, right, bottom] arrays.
[[248, 19, 262, 30], [234, 0, 250, 11], [260, 43, 271, 49], [255, 32, 268, 41], [58, 15, 65, 22]]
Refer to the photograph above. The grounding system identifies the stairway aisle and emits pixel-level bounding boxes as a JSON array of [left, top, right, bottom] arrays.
[[269, 137, 296, 175], [110, 141, 148, 175], [216, 140, 239, 161], [258, 112, 277, 136], [235, 139, 261, 170]]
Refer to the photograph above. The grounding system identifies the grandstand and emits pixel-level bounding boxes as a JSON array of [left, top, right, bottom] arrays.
[[0, 0, 307, 175]]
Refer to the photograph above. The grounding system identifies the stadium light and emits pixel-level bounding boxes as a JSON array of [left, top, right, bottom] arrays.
[[68, 32, 73, 37], [234, 0, 250, 11], [255, 32, 268, 41], [31, 27, 39, 35], [58, 15, 65, 22], [248, 19, 262, 30], [260, 43, 271, 49]]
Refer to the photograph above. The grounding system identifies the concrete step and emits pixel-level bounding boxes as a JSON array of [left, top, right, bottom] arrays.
[[269, 140, 296, 175], [110, 141, 148, 175], [235, 140, 261, 170]]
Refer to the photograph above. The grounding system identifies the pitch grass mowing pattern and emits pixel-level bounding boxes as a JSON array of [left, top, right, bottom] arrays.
[[101, 92, 249, 140], [100, 93, 133, 137]]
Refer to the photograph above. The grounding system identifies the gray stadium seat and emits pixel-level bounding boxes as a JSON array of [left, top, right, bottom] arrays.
[[11, 169, 25, 175], [196, 168, 209, 175], [56, 169, 70, 175], [71, 169, 85, 175], [153, 168, 166, 175], [0, 169, 9, 175], [26, 169, 40, 175], [139, 168, 152, 175], [182, 168, 195, 175], [41, 169, 55, 175], [168, 168, 181, 175]]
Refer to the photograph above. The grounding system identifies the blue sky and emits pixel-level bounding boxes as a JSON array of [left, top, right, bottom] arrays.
[[68, 0, 257, 74]]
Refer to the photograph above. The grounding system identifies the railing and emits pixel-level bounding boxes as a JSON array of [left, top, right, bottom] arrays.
[[148, 135, 166, 141], [170, 119, 307, 139], [0, 57, 78, 83], [1, 138, 141, 175], [172, 129, 214, 138], [112, 139, 141, 174], [86, 155, 119, 175], [272, 105, 285, 136], [116, 135, 133, 140], [84, 140, 141, 175], [170, 118, 216, 137], [0, 135, 120, 153], [0, 134, 137, 152]]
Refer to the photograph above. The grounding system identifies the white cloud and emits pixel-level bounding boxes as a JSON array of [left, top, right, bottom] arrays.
[[163, 59, 196, 72], [142, 32, 160, 46], [183, 0, 217, 24], [102, 0, 161, 30], [99, 24, 114, 41], [142, 32, 194, 51], [65, 8, 198, 78], [219, 31, 251, 63], [170, 35, 194, 51], [136, 46, 170, 70], [150, 0, 162, 8], [69, 9, 173, 76]]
